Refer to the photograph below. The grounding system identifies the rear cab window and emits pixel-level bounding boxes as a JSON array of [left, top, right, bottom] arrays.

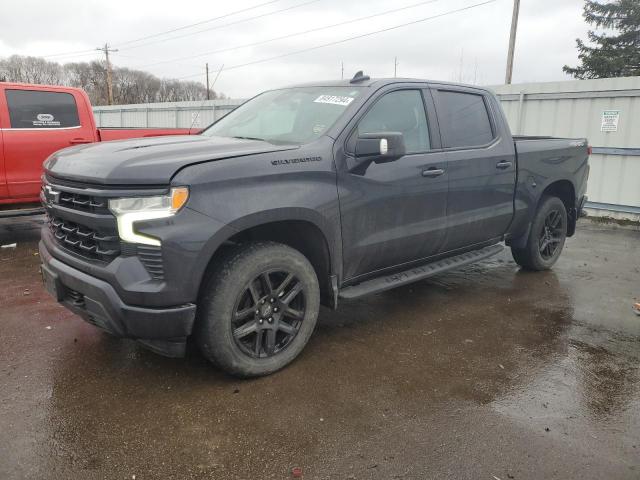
[[434, 90, 495, 148], [5, 89, 80, 129]]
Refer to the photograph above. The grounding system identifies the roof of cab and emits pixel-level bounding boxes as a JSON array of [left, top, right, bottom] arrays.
[[282, 77, 490, 92], [0, 81, 83, 93], [284, 77, 424, 88]]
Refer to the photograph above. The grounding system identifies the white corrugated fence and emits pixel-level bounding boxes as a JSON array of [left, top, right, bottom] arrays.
[[93, 99, 245, 130], [491, 76, 640, 220]]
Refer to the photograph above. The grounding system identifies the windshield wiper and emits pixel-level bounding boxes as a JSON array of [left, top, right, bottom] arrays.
[[231, 136, 267, 142]]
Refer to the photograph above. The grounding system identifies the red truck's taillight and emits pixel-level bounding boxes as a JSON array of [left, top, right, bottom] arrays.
[[587, 145, 593, 155]]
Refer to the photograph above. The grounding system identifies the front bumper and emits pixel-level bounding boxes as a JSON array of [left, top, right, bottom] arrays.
[[39, 240, 196, 357]]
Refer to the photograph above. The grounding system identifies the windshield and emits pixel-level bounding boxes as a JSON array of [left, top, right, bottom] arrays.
[[201, 87, 363, 145]]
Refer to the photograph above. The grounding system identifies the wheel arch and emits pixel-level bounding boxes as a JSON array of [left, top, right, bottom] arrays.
[[197, 209, 340, 309], [508, 178, 577, 249], [539, 179, 577, 236]]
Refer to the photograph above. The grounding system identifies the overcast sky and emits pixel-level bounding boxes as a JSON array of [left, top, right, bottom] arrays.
[[0, 0, 590, 98]]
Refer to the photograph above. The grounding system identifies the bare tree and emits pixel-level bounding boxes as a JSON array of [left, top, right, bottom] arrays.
[[0, 55, 64, 85], [64, 61, 109, 105], [178, 80, 211, 101], [0, 54, 222, 105]]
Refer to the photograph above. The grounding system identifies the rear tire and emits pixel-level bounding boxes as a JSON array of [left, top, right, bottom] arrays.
[[196, 241, 320, 377], [511, 195, 567, 271]]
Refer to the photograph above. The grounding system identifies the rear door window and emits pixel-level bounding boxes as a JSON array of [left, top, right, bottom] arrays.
[[435, 90, 494, 148], [5, 90, 80, 129]]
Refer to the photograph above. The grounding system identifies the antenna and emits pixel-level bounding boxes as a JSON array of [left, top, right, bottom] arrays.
[[190, 64, 224, 134], [350, 70, 370, 84]]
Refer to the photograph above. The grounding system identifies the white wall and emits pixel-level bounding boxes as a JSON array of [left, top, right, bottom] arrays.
[[491, 77, 640, 218], [93, 99, 245, 129]]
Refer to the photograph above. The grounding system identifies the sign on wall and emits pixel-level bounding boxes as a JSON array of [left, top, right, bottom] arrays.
[[601, 110, 620, 132]]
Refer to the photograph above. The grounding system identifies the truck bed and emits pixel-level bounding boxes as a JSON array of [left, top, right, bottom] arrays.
[[509, 135, 590, 240], [514, 136, 588, 161]]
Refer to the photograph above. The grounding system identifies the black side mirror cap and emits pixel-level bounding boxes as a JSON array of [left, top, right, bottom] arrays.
[[355, 132, 406, 163]]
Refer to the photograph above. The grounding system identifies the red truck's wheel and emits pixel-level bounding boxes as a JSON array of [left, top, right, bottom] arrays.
[[511, 195, 568, 271], [196, 241, 320, 377]]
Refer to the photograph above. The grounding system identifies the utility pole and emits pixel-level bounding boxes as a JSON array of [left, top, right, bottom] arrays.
[[473, 58, 478, 85], [394, 57, 399, 77], [206, 63, 210, 100], [96, 43, 118, 105], [505, 0, 521, 85]]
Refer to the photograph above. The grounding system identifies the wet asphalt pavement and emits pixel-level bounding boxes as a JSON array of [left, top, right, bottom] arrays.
[[1, 216, 639, 480]]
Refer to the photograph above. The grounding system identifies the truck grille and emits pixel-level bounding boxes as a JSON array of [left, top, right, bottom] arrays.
[[64, 288, 86, 309], [48, 216, 120, 262], [58, 191, 109, 214], [42, 178, 165, 279]]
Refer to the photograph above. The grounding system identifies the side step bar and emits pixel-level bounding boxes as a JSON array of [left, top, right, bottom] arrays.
[[339, 244, 504, 299]]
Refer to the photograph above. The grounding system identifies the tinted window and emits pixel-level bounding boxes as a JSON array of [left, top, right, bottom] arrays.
[[358, 90, 430, 154], [437, 91, 493, 148], [6, 90, 80, 129]]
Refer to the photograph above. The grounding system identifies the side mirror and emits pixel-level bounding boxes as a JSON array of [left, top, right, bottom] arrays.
[[355, 132, 406, 163]]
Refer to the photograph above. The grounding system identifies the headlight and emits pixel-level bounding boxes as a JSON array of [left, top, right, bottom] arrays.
[[109, 187, 189, 246]]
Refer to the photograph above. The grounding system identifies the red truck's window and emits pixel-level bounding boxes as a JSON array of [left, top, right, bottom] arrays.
[[5, 89, 80, 129]]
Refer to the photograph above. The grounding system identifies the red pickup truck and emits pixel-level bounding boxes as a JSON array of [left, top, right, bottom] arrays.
[[0, 82, 198, 216]]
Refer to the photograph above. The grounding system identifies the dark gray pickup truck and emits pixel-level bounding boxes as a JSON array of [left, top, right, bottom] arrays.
[[40, 73, 590, 377]]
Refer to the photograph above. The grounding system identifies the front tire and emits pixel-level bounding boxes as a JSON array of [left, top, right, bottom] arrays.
[[511, 195, 568, 271], [196, 241, 320, 377]]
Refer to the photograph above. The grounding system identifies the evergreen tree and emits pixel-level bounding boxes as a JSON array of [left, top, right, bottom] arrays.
[[564, 0, 640, 79]]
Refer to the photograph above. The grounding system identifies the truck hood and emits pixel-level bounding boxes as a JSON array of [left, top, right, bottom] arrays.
[[45, 135, 298, 185]]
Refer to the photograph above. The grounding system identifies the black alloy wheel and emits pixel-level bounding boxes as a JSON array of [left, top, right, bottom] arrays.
[[232, 270, 306, 359], [538, 209, 564, 260], [196, 241, 320, 377], [510, 195, 568, 271]]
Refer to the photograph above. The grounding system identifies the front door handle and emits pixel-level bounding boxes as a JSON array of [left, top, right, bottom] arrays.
[[422, 168, 445, 178], [496, 160, 513, 169]]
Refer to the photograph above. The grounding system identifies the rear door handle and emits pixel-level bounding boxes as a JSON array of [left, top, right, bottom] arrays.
[[496, 160, 513, 169], [69, 138, 92, 145], [422, 168, 445, 178]]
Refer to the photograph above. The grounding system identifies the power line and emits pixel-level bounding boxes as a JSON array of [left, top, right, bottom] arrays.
[[111, 52, 205, 69], [43, 48, 97, 59], [118, 0, 324, 51], [115, 0, 282, 47], [34, 0, 284, 61], [175, 0, 497, 81], [138, 0, 442, 68]]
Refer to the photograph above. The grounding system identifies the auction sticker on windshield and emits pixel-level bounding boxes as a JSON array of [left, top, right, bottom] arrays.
[[314, 95, 354, 106]]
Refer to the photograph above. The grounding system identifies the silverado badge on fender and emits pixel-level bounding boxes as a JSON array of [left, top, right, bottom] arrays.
[[271, 156, 322, 166]]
